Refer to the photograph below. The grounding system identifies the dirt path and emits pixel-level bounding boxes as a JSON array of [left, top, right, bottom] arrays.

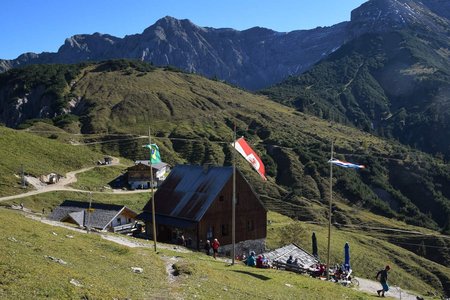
[[0, 157, 152, 202], [355, 277, 421, 299]]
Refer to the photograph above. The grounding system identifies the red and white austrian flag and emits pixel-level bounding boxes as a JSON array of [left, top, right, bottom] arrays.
[[233, 137, 267, 180]]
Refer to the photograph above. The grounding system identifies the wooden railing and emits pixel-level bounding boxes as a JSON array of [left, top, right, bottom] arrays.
[[113, 223, 134, 232]]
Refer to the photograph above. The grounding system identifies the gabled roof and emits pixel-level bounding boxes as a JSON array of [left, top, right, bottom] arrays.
[[263, 243, 319, 268], [67, 211, 85, 226], [48, 200, 137, 230], [142, 165, 236, 222]]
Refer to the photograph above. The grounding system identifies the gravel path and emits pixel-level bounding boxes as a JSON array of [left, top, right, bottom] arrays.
[[0, 157, 152, 202], [355, 277, 421, 299]]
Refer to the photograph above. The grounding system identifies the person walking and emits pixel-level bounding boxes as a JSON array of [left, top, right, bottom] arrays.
[[376, 265, 391, 297], [212, 238, 220, 259]]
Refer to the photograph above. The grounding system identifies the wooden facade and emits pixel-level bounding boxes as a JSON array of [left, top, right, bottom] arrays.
[[127, 162, 169, 189], [138, 165, 267, 251], [196, 171, 267, 247]]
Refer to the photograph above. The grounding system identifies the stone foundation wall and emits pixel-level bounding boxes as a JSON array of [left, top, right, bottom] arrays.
[[219, 238, 266, 258]]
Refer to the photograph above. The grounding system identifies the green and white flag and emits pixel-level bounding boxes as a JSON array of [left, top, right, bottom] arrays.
[[144, 144, 162, 164]]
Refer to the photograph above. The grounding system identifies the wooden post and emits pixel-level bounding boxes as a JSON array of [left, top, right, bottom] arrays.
[[149, 127, 158, 252], [326, 140, 334, 280], [232, 125, 236, 265]]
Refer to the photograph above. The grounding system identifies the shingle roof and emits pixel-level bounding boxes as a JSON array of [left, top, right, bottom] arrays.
[[263, 243, 319, 268], [49, 200, 136, 230], [142, 165, 234, 222]]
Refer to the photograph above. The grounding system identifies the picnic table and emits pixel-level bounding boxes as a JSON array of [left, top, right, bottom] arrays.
[[272, 260, 308, 274]]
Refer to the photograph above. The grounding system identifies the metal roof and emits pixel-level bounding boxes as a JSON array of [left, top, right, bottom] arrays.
[[142, 165, 234, 222], [48, 200, 137, 230], [67, 211, 85, 226], [263, 243, 319, 268]]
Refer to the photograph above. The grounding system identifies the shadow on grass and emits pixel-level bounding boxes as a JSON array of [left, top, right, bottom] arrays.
[[231, 270, 271, 281]]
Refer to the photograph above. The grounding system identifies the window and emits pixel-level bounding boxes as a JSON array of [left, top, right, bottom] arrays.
[[117, 217, 122, 225], [219, 195, 224, 202], [247, 220, 254, 231], [235, 193, 240, 205], [207, 226, 214, 240], [221, 224, 229, 236]]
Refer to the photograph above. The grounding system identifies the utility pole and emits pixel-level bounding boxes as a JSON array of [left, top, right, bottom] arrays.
[[87, 192, 92, 233], [149, 127, 158, 252], [21, 164, 26, 189], [231, 125, 236, 265], [326, 140, 334, 280]]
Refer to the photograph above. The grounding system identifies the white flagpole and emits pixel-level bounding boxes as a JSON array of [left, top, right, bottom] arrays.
[[149, 127, 157, 252], [326, 139, 334, 280], [232, 125, 236, 265]]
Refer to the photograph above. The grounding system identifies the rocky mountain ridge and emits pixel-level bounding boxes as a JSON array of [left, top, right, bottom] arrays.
[[3, 0, 450, 90], [0, 16, 348, 90]]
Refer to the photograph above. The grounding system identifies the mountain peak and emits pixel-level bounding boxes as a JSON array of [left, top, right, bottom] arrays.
[[150, 16, 203, 31], [349, 0, 450, 37]]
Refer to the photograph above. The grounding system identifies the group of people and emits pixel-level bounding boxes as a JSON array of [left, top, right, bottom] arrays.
[[203, 238, 220, 259], [201, 240, 391, 298], [244, 251, 270, 268]]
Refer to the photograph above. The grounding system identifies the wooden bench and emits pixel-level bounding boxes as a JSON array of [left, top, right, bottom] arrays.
[[272, 260, 308, 274]]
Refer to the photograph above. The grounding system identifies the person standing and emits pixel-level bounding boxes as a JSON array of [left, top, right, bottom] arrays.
[[204, 240, 211, 255], [212, 238, 220, 259], [376, 265, 391, 297]]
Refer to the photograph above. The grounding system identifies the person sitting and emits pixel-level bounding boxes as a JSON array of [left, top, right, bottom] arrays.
[[245, 251, 256, 267], [318, 264, 326, 277], [286, 255, 294, 265], [262, 255, 270, 268], [256, 255, 263, 268], [334, 265, 344, 282]]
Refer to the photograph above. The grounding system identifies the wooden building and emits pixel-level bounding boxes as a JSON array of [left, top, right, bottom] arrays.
[[49, 200, 138, 233], [137, 165, 267, 255], [127, 161, 170, 189]]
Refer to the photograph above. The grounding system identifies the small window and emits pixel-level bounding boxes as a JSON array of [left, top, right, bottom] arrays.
[[247, 220, 254, 231], [235, 193, 240, 205], [128, 218, 132, 223], [219, 195, 224, 202], [222, 224, 229, 236], [117, 217, 121, 225], [207, 225, 214, 240]]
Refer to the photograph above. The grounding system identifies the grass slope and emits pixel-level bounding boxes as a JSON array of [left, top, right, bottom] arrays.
[[1, 207, 448, 298], [0, 207, 374, 299], [0, 208, 169, 299], [0, 126, 103, 197]]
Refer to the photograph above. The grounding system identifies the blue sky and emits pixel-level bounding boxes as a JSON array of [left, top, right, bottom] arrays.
[[0, 0, 367, 60]]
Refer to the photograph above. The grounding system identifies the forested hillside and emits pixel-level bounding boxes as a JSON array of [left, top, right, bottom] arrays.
[[0, 60, 449, 236]]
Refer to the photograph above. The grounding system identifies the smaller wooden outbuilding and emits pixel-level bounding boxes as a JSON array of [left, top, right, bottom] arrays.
[[49, 200, 137, 233], [127, 161, 170, 189]]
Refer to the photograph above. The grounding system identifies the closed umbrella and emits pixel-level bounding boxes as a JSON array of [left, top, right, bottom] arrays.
[[344, 242, 350, 271], [312, 232, 318, 258]]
